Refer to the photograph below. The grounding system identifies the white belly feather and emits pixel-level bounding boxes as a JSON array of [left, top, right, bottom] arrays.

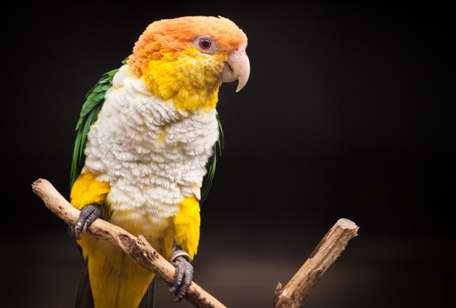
[[83, 65, 218, 234]]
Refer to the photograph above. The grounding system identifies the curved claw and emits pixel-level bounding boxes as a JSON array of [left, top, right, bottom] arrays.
[[67, 226, 75, 237], [74, 203, 103, 240], [170, 256, 194, 302]]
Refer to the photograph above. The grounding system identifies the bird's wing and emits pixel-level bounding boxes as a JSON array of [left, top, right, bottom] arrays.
[[70, 66, 122, 189], [201, 110, 224, 203]]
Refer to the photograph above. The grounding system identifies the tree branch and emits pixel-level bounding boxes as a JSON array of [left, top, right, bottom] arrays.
[[32, 178, 358, 308], [32, 178, 226, 308], [273, 218, 359, 308]]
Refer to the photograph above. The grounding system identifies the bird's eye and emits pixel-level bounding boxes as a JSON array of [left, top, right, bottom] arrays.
[[193, 36, 218, 54], [199, 39, 212, 50]]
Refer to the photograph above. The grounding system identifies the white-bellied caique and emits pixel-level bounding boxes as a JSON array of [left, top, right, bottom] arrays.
[[69, 16, 249, 308]]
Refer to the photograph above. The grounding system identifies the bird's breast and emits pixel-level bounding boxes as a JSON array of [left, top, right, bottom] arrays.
[[83, 65, 219, 235]]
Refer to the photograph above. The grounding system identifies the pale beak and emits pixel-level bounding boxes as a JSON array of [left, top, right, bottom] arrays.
[[218, 46, 250, 92]]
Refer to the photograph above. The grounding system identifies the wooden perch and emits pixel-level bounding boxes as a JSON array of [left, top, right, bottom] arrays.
[[32, 178, 358, 308], [273, 218, 359, 308], [31, 178, 226, 308]]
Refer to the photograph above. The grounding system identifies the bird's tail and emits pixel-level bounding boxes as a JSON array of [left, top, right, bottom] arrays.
[[74, 260, 156, 308]]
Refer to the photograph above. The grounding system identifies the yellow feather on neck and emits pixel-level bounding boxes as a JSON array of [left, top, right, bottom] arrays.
[[143, 48, 226, 112]]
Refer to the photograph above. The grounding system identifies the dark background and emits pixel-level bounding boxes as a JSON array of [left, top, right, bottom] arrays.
[[2, 1, 454, 307]]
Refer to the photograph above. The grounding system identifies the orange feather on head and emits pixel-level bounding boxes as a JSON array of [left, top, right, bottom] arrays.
[[128, 16, 248, 77]]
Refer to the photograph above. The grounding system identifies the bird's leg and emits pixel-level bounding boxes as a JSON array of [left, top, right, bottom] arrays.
[[68, 203, 103, 240], [169, 245, 193, 302]]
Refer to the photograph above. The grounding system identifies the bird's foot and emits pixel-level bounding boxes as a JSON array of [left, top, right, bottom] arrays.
[[169, 250, 193, 302], [68, 203, 103, 240]]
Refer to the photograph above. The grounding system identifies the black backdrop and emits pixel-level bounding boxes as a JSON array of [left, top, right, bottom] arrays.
[[2, 1, 454, 307]]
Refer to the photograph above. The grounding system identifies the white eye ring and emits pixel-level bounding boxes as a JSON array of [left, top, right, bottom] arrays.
[[193, 36, 218, 54]]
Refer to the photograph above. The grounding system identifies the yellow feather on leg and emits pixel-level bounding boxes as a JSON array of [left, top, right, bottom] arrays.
[[172, 196, 201, 260], [70, 172, 112, 218]]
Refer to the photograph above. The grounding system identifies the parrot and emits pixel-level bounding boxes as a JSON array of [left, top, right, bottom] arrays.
[[68, 16, 249, 308]]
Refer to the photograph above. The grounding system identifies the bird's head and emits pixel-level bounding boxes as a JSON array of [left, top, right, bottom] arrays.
[[127, 16, 249, 112]]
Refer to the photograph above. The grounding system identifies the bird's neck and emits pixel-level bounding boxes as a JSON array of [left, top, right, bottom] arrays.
[[134, 49, 227, 112]]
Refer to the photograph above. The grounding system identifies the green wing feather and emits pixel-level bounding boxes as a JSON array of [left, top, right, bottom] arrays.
[[69, 68, 119, 189], [201, 111, 224, 203]]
